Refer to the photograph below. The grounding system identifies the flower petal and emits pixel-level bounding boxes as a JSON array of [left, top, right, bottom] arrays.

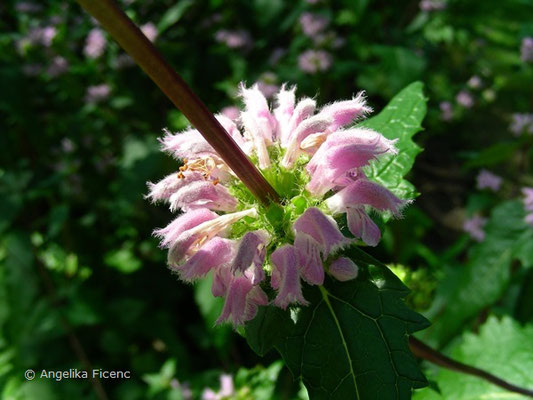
[[153, 208, 218, 248], [346, 207, 381, 246], [329, 257, 359, 281], [173, 238, 236, 281], [216, 275, 268, 326], [315, 92, 371, 131], [293, 232, 325, 285], [326, 179, 406, 217], [169, 180, 238, 212], [231, 230, 270, 283], [270, 245, 308, 309], [292, 207, 350, 257], [146, 171, 203, 203]]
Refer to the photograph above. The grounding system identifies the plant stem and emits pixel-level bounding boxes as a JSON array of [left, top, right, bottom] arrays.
[[75, 0, 280, 205], [409, 337, 533, 397]]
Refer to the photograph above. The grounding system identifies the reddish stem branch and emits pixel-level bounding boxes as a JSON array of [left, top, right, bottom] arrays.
[[410, 337, 533, 397], [75, 0, 279, 205]]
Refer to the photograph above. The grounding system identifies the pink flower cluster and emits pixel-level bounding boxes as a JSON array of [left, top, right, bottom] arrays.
[[214, 30, 252, 49], [463, 215, 487, 242], [510, 113, 533, 136], [476, 170, 502, 192], [298, 49, 332, 74], [84, 28, 106, 59], [148, 84, 407, 326]]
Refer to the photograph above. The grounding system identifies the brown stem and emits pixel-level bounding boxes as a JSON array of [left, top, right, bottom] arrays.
[[75, 0, 279, 205], [409, 336, 533, 398]]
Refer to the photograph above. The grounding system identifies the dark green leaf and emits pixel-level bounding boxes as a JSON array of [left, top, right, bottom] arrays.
[[414, 316, 533, 400], [246, 247, 429, 399], [421, 201, 533, 347]]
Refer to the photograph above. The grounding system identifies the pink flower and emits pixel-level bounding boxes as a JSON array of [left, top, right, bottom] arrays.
[[521, 37, 533, 63], [46, 56, 68, 78], [231, 230, 270, 284], [440, 101, 453, 121], [329, 257, 359, 281], [456, 90, 474, 108], [298, 50, 332, 74], [306, 129, 397, 196], [174, 237, 235, 281], [149, 83, 410, 324], [215, 30, 252, 49], [293, 207, 350, 257], [270, 245, 309, 309], [463, 215, 487, 242], [140, 22, 158, 42], [221, 106, 240, 121], [476, 170, 502, 192], [216, 275, 268, 326], [299, 12, 329, 38], [467, 76, 482, 89], [509, 113, 533, 136], [85, 84, 111, 103], [84, 28, 106, 59], [202, 374, 234, 400]]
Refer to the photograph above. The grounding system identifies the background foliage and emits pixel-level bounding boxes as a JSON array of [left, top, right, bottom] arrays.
[[1, 0, 533, 399]]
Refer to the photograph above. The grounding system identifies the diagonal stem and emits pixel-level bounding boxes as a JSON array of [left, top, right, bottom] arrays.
[[76, 0, 279, 205], [409, 337, 533, 397]]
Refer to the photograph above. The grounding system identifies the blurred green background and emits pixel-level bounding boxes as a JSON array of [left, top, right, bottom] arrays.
[[1, 0, 533, 399]]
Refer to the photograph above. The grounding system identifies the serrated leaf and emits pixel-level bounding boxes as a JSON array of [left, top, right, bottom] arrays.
[[361, 81, 427, 199], [246, 246, 429, 400], [414, 316, 533, 400], [421, 201, 533, 347]]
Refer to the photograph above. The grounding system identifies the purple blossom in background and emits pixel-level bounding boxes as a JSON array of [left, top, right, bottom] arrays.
[[85, 84, 111, 103], [298, 49, 332, 74], [456, 90, 474, 108], [476, 170, 502, 192], [256, 72, 279, 98], [84, 28, 106, 59], [439, 101, 453, 121], [15, 2, 42, 12], [61, 138, 75, 153], [148, 84, 407, 325], [463, 215, 487, 242], [521, 37, 533, 62], [202, 374, 234, 400], [419, 0, 446, 11], [299, 12, 329, 38], [467, 75, 482, 89], [523, 187, 533, 228], [509, 113, 533, 136], [140, 22, 158, 42], [46, 56, 68, 78], [215, 29, 252, 49], [20, 26, 57, 50]]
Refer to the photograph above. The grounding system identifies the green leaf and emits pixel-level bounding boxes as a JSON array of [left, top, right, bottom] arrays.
[[157, 0, 194, 33], [361, 81, 427, 200], [421, 201, 533, 347], [414, 316, 533, 400], [246, 246, 429, 400]]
